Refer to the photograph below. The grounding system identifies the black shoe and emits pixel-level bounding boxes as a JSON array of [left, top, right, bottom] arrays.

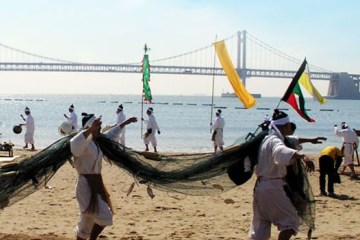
[[320, 191, 327, 196]]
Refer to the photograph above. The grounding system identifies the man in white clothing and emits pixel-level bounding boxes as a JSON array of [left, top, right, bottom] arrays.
[[211, 109, 225, 152], [64, 104, 78, 132], [20, 106, 35, 151], [334, 122, 359, 177], [70, 113, 137, 240], [249, 109, 315, 240], [115, 104, 126, 145], [141, 107, 160, 153]]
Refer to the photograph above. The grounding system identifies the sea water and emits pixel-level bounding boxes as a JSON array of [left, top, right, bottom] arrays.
[[0, 94, 359, 154]]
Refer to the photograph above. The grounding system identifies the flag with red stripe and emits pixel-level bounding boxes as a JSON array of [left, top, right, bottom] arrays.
[[281, 59, 315, 122]]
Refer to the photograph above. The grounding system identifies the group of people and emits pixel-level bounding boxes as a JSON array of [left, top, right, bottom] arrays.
[[16, 104, 360, 240], [67, 107, 358, 240], [19, 104, 227, 154], [18, 104, 162, 153], [248, 111, 360, 240]]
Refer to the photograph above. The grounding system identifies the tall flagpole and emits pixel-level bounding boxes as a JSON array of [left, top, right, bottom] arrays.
[[210, 35, 217, 133], [141, 44, 148, 138]]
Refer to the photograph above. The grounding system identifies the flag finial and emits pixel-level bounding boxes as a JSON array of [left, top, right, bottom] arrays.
[[144, 44, 150, 54]]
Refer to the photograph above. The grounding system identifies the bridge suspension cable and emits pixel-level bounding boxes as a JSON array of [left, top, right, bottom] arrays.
[[0, 42, 75, 64], [0, 31, 339, 75], [246, 32, 333, 73]]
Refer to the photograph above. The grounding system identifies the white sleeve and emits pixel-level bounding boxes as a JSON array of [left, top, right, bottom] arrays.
[[153, 120, 160, 131], [212, 118, 220, 130], [105, 125, 122, 140], [334, 127, 343, 137], [272, 138, 297, 167], [70, 131, 93, 157]]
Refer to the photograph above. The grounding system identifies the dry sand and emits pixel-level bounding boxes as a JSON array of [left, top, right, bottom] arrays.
[[1, 149, 360, 240]]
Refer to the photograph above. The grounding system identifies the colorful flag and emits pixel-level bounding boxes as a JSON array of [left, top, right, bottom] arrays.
[[281, 59, 315, 122], [299, 67, 327, 104], [142, 54, 152, 103], [214, 40, 256, 109]]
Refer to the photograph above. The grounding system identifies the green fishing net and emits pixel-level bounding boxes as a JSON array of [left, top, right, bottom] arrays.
[[0, 130, 315, 230]]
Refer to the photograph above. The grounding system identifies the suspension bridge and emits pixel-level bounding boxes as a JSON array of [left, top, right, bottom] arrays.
[[1, 31, 359, 99]]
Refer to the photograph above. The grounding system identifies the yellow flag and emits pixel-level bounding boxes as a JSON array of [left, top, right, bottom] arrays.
[[214, 40, 256, 108], [299, 72, 327, 104]]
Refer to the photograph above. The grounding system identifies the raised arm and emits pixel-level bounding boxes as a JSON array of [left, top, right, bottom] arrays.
[[119, 117, 137, 129]]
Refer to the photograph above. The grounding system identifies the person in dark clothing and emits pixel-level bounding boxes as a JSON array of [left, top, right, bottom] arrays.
[[318, 146, 343, 197]]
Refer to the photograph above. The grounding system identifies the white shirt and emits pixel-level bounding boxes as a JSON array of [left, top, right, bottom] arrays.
[[212, 115, 225, 130], [69, 111, 78, 131], [70, 127, 120, 175], [116, 111, 126, 125], [286, 135, 302, 150], [25, 114, 35, 134], [145, 114, 160, 131], [334, 126, 359, 146], [70, 132, 102, 174], [255, 131, 297, 179]]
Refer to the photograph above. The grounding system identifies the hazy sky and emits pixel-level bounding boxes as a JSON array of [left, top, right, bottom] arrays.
[[0, 0, 359, 96]]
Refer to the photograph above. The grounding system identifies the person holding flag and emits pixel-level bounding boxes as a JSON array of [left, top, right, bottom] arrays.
[[211, 109, 225, 152], [141, 107, 160, 153], [248, 109, 315, 240]]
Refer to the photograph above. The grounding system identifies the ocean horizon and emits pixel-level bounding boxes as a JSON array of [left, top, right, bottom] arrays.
[[0, 93, 359, 154]]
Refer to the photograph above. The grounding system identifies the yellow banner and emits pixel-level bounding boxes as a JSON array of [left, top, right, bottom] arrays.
[[214, 40, 256, 109], [299, 72, 327, 104]]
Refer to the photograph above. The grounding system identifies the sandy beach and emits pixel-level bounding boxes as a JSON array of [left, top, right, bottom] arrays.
[[1, 149, 360, 240]]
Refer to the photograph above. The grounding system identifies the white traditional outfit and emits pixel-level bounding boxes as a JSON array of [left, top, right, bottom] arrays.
[[143, 111, 160, 148], [211, 113, 225, 148], [286, 135, 302, 150], [66, 105, 78, 132], [115, 105, 126, 145], [334, 124, 359, 166], [249, 119, 300, 240], [70, 116, 120, 239], [68, 111, 78, 132], [24, 112, 35, 145]]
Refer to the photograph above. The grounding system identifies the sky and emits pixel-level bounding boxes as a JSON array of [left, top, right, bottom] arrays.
[[0, 0, 359, 96]]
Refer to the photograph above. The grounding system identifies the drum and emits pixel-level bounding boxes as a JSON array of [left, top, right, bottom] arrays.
[[58, 122, 73, 136], [13, 125, 22, 134]]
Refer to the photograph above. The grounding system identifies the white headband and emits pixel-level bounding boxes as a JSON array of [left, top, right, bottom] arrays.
[[272, 116, 290, 126], [83, 116, 96, 129], [269, 116, 290, 141]]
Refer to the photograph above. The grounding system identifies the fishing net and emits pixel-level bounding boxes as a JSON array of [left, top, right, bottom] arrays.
[[97, 130, 267, 195], [0, 129, 315, 230], [0, 135, 73, 209], [284, 138, 316, 231]]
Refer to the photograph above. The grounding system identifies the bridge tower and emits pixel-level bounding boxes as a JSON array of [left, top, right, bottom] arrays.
[[328, 72, 360, 99], [236, 30, 247, 86]]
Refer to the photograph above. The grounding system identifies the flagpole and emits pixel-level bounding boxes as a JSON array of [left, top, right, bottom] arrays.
[[141, 44, 147, 138], [141, 85, 144, 138], [275, 100, 282, 110], [210, 35, 217, 133]]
